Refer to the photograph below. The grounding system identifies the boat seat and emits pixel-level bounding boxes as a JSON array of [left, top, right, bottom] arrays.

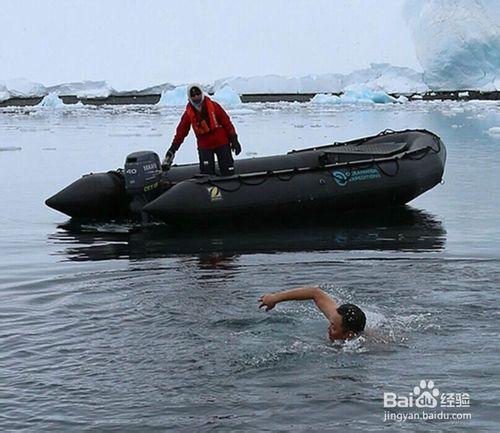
[[330, 141, 407, 156]]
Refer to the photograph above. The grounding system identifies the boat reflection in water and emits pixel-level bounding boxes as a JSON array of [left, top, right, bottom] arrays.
[[49, 206, 446, 262]]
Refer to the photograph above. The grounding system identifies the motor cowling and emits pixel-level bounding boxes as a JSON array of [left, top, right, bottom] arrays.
[[124, 151, 162, 220]]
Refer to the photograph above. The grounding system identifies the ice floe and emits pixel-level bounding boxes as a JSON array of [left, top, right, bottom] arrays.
[[311, 85, 400, 105]]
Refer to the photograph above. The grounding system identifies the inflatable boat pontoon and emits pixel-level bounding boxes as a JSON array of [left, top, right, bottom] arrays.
[[45, 129, 446, 225]]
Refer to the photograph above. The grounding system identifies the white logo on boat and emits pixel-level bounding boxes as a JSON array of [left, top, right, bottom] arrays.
[[332, 168, 381, 186]]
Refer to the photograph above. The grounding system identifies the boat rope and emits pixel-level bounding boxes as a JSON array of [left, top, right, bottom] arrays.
[[275, 167, 299, 181], [208, 179, 243, 193], [194, 131, 443, 192], [239, 172, 270, 186]]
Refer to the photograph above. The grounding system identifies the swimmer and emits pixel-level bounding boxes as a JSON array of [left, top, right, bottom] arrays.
[[259, 286, 366, 340]]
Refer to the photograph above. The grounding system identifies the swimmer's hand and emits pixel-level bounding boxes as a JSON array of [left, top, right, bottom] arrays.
[[258, 287, 338, 321], [259, 294, 277, 311]]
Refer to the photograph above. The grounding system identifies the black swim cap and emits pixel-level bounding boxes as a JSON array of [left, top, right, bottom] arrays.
[[337, 304, 366, 334]]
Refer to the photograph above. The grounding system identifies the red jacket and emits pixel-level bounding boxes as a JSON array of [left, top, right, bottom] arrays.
[[171, 96, 236, 151]]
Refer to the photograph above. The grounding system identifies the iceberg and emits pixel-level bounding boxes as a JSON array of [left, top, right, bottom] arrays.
[[37, 92, 65, 108], [213, 64, 427, 95], [212, 86, 242, 106], [0, 78, 47, 101], [311, 94, 341, 104], [2, 78, 46, 98], [297, 74, 344, 93], [405, 0, 500, 90], [133, 82, 175, 96], [157, 86, 188, 106], [47, 80, 113, 98], [342, 86, 399, 104], [214, 74, 303, 94], [342, 63, 428, 93]]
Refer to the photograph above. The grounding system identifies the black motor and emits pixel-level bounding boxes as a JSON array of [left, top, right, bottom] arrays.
[[124, 151, 162, 220]]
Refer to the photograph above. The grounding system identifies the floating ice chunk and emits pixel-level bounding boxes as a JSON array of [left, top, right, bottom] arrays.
[[157, 86, 188, 106], [212, 86, 242, 106], [458, 91, 470, 97], [38, 92, 65, 108], [312, 86, 399, 105], [341, 85, 399, 104], [311, 93, 341, 104], [340, 88, 397, 104], [487, 126, 500, 135], [47, 80, 113, 98]]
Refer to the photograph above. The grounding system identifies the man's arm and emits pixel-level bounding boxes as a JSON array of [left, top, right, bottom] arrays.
[[170, 111, 191, 152], [259, 286, 338, 322]]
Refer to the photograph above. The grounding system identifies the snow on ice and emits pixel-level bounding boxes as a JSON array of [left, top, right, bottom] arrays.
[[213, 64, 428, 95], [47, 81, 113, 98]]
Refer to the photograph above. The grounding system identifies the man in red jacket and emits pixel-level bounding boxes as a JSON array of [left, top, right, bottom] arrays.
[[162, 84, 242, 176]]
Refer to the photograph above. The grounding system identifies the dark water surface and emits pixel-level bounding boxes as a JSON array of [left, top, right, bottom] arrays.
[[0, 101, 499, 432]]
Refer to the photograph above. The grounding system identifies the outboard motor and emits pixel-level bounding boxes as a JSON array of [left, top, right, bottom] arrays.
[[124, 151, 162, 221]]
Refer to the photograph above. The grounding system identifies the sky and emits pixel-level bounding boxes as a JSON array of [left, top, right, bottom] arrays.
[[0, 0, 420, 90]]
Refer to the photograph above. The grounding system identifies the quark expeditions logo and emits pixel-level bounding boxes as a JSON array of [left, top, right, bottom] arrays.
[[331, 167, 381, 186], [383, 379, 471, 423], [207, 186, 223, 202]]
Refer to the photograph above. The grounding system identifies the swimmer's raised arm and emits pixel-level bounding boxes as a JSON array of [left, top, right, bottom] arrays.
[[259, 286, 338, 322]]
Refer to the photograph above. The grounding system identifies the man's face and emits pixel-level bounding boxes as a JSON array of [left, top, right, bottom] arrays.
[[328, 310, 353, 340], [190, 89, 202, 104]]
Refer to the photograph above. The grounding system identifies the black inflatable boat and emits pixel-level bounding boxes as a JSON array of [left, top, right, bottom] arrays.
[[46, 129, 446, 225]]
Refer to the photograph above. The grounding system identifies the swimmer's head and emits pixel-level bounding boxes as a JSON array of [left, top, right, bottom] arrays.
[[328, 303, 366, 340]]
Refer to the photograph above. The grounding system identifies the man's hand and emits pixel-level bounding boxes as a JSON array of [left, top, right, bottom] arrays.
[[259, 294, 277, 311], [230, 135, 242, 156], [162, 149, 175, 169]]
